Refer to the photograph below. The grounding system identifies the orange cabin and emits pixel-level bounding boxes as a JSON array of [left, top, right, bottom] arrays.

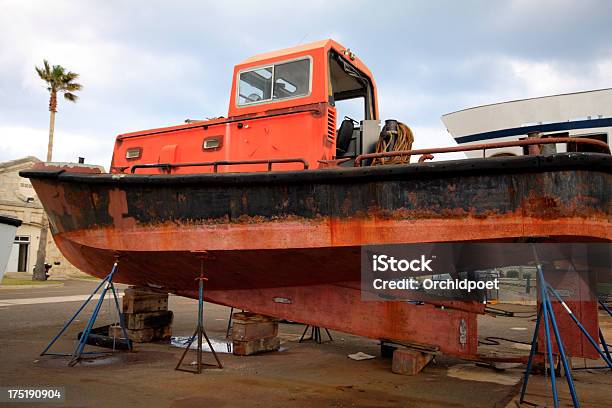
[[110, 39, 382, 174]]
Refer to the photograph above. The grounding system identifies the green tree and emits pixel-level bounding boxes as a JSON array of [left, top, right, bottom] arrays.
[[32, 60, 82, 280]]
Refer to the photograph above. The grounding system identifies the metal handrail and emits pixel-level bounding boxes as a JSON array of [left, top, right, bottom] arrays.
[[130, 158, 309, 174], [354, 137, 611, 167]]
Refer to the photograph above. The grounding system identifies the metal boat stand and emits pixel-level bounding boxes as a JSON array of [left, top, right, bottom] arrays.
[[175, 256, 222, 373], [226, 307, 234, 338], [519, 247, 612, 408], [40, 261, 132, 366], [299, 325, 333, 344], [597, 299, 612, 364], [547, 294, 612, 371], [225, 307, 245, 339]]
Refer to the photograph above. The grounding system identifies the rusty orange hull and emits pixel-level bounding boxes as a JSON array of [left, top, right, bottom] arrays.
[[21, 153, 611, 358]]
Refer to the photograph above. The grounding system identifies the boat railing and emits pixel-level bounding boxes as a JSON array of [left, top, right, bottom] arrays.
[[130, 158, 310, 174], [354, 137, 610, 167]]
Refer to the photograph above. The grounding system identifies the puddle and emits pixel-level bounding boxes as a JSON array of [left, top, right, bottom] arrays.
[[170, 336, 287, 354], [447, 363, 522, 385], [35, 350, 177, 368], [171, 336, 234, 353], [35, 353, 122, 367], [77, 354, 123, 366]]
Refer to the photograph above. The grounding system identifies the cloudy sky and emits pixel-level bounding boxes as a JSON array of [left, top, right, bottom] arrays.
[[1, 0, 611, 166]]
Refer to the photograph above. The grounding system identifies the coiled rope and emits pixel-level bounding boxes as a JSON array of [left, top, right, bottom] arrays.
[[371, 121, 415, 166]]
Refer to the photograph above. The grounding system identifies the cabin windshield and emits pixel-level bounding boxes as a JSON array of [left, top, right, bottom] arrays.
[[328, 50, 377, 158], [238, 57, 311, 106], [328, 51, 375, 120]]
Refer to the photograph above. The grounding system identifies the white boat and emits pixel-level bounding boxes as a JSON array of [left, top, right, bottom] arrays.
[[0, 215, 22, 282], [442, 88, 612, 158]]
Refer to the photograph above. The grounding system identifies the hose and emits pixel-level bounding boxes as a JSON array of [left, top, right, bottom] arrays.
[[478, 336, 532, 346], [371, 121, 415, 166]]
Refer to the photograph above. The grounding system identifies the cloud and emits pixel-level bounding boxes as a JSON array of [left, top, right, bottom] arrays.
[[0, 0, 611, 166], [0, 125, 111, 168], [506, 57, 612, 97]]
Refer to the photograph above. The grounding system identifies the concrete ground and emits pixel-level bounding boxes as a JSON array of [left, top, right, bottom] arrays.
[[0, 280, 610, 407]]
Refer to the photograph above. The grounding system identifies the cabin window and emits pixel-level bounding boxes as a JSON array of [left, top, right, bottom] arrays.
[[273, 59, 310, 100], [238, 67, 273, 104], [237, 57, 311, 106]]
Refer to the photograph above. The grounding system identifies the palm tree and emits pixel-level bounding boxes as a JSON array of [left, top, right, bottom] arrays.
[[32, 60, 82, 280], [35, 60, 82, 160]]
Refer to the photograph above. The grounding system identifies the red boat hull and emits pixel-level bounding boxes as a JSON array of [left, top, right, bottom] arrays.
[[21, 153, 611, 358]]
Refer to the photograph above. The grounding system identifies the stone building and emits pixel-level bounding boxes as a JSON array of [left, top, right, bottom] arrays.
[[0, 156, 84, 277]]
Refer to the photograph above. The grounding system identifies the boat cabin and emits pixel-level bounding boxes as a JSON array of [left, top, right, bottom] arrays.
[[110, 40, 381, 174]]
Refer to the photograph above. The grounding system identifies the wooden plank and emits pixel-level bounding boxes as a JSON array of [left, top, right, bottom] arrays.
[[122, 292, 168, 313], [232, 312, 278, 323], [124, 310, 173, 330], [231, 320, 277, 341], [109, 324, 172, 343], [108, 325, 151, 342], [124, 287, 167, 297], [153, 324, 172, 342], [392, 349, 433, 375], [233, 337, 280, 356]]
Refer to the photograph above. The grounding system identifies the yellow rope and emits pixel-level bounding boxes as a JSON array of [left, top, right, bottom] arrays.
[[372, 122, 415, 166]]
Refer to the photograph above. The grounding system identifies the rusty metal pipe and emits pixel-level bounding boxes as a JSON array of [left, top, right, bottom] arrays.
[[355, 137, 610, 167]]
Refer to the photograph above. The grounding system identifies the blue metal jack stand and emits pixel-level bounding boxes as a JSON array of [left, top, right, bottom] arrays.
[[598, 300, 612, 363], [175, 256, 222, 373], [40, 261, 133, 366], [519, 247, 612, 408]]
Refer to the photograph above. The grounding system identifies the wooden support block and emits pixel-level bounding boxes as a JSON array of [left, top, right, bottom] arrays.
[[124, 310, 174, 330], [231, 313, 278, 341], [153, 324, 172, 342], [123, 287, 168, 298], [391, 349, 433, 376], [232, 312, 276, 323], [117, 288, 173, 342], [122, 288, 168, 313], [127, 328, 155, 343], [109, 325, 153, 342], [231, 312, 280, 355], [109, 323, 172, 343], [233, 337, 280, 356]]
